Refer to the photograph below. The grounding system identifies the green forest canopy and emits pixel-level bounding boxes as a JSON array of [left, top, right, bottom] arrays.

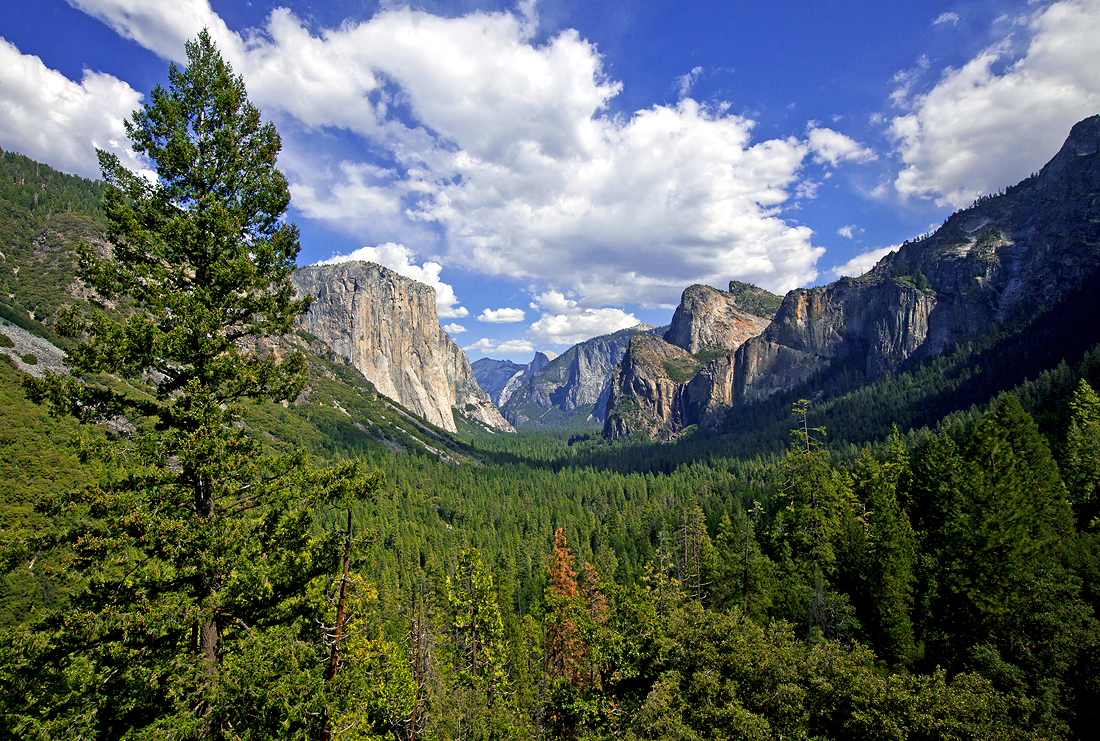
[[1, 31, 1100, 741]]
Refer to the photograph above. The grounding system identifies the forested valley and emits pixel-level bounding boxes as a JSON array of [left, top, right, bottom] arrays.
[[2, 31, 1100, 741]]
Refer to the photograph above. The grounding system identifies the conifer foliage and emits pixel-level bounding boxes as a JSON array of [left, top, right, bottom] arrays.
[[11, 30, 382, 739], [1064, 379, 1100, 528], [2, 33, 1100, 741]]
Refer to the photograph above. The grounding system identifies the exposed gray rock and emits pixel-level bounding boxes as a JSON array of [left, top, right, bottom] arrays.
[[0, 321, 66, 377], [471, 358, 524, 406], [528, 350, 556, 373], [292, 261, 513, 434], [664, 284, 773, 354], [500, 351, 556, 406], [603, 333, 700, 441], [605, 116, 1100, 440], [472, 350, 559, 408], [747, 276, 936, 385], [500, 325, 660, 427], [683, 353, 737, 429]]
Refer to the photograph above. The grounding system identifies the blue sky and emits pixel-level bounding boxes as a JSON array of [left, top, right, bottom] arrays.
[[1, 0, 1098, 360]]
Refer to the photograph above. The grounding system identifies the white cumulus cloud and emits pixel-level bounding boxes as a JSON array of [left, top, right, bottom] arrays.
[[836, 224, 859, 239], [829, 245, 899, 279], [477, 307, 526, 323], [806, 124, 877, 166], [464, 338, 536, 356], [0, 37, 149, 180], [890, 0, 1100, 207], [317, 242, 469, 318], [526, 290, 640, 345], [442, 323, 467, 334], [66, 0, 834, 306], [933, 12, 960, 27]]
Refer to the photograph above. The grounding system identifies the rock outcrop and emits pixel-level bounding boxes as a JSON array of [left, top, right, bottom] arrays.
[[471, 358, 525, 407], [499, 325, 661, 427], [0, 322, 67, 378], [292, 261, 513, 434], [604, 114, 1100, 440], [735, 276, 936, 399], [727, 280, 786, 318], [664, 284, 774, 353], [603, 334, 703, 441], [604, 282, 779, 439]]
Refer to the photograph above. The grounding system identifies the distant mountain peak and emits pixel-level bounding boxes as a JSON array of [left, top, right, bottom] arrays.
[[605, 114, 1100, 441], [493, 324, 663, 428]]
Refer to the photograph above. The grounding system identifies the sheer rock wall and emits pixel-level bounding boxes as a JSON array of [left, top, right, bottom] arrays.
[[292, 261, 513, 434]]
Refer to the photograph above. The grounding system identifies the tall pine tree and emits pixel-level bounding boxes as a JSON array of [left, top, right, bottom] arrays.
[[844, 433, 917, 666], [10, 30, 381, 739], [916, 394, 1074, 671], [1063, 378, 1100, 529]]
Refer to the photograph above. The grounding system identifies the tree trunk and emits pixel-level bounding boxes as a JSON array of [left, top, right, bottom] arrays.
[[327, 508, 353, 683], [201, 616, 220, 674]]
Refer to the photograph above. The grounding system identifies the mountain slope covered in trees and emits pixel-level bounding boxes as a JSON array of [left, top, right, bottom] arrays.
[[0, 39, 1099, 739], [605, 115, 1100, 447]]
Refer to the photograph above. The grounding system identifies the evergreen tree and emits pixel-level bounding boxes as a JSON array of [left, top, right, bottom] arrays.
[[10, 30, 381, 739], [677, 504, 715, 603], [919, 394, 1074, 671], [845, 433, 917, 666], [778, 401, 849, 578], [444, 547, 508, 690], [774, 401, 853, 634], [713, 507, 774, 620], [1063, 378, 1100, 528]]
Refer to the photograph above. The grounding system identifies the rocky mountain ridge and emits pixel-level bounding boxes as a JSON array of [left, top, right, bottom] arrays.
[[603, 283, 781, 439], [472, 350, 557, 408], [604, 115, 1100, 440], [664, 283, 774, 353], [292, 261, 513, 434], [494, 324, 664, 427]]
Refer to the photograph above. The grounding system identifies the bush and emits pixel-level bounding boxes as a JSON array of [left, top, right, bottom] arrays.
[[21, 353, 37, 365], [0, 332, 13, 348]]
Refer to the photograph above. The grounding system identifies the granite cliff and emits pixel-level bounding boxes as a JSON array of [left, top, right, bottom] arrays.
[[732, 113, 1100, 405], [472, 351, 557, 408], [604, 283, 779, 439], [494, 325, 662, 427], [604, 115, 1100, 440], [603, 334, 703, 441], [732, 276, 936, 405], [292, 261, 513, 434], [664, 284, 774, 353]]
